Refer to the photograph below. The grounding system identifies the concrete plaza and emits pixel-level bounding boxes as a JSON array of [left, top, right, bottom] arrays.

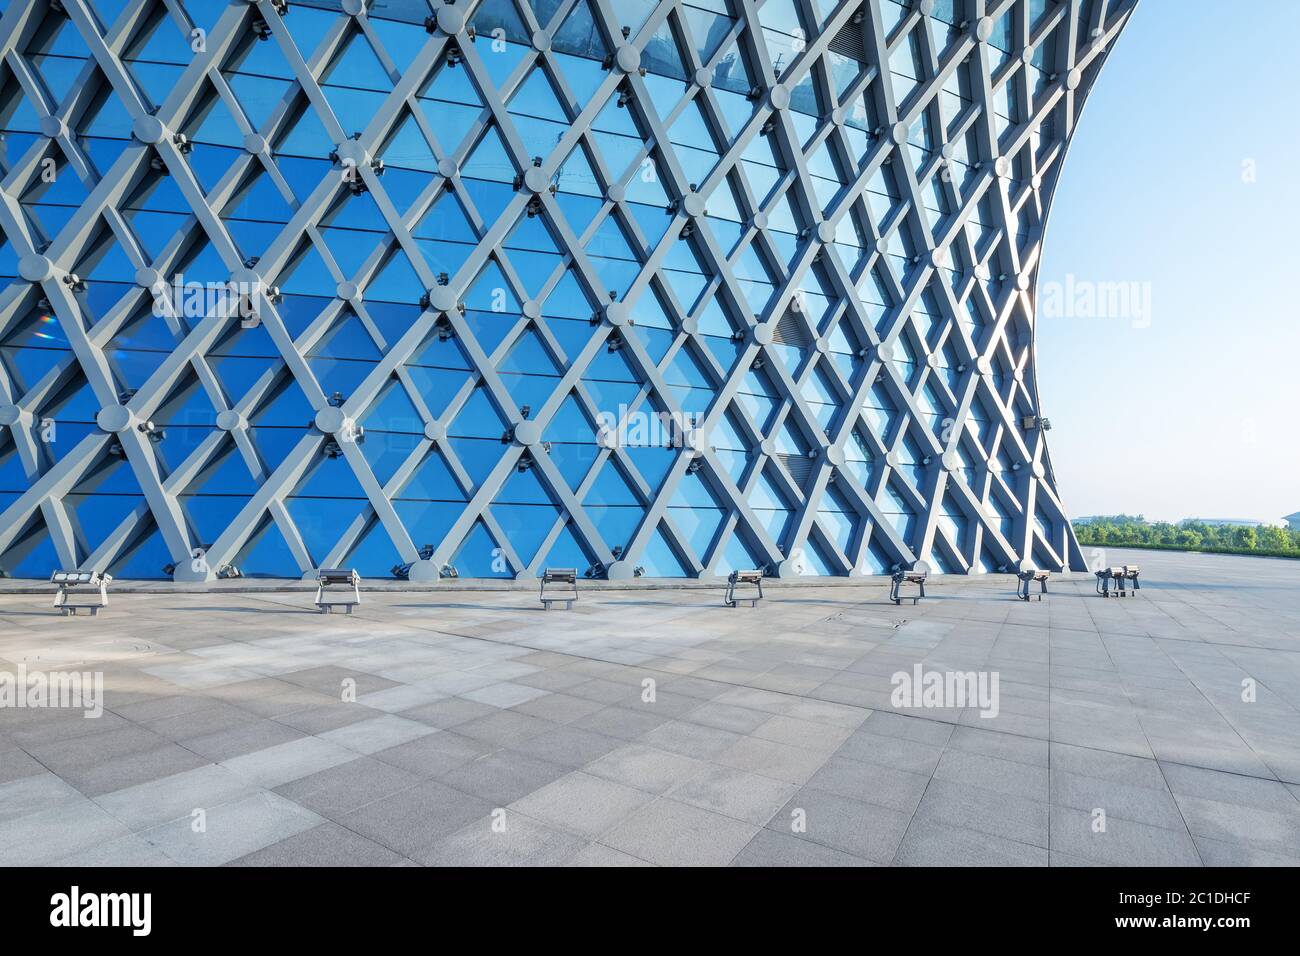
[[1, 548, 1298, 867]]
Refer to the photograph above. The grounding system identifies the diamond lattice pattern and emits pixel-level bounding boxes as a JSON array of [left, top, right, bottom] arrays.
[[0, 0, 1135, 580]]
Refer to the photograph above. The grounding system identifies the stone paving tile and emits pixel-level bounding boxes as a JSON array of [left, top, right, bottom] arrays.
[[95, 763, 257, 830], [947, 725, 1049, 767], [0, 799, 130, 865], [1049, 742, 1169, 789], [667, 764, 797, 826], [1160, 760, 1298, 810], [61, 743, 211, 798], [22, 724, 174, 777], [452, 711, 558, 748], [769, 787, 912, 864], [4, 548, 1300, 866], [370, 730, 493, 778], [508, 771, 654, 839], [681, 701, 772, 735], [932, 749, 1049, 801], [835, 730, 946, 775], [461, 681, 551, 709], [508, 692, 607, 725], [912, 778, 1049, 848], [1048, 806, 1202, 867], [1049, 768, 1185, 830], [716, 736, 833, 786], [142, 702, 262, 742], [858, 711, 955, 746], [753, 714, 853, 752], [271, 703, 382, 735], [227, 822, 407, 866], [583, 743, 708, 795], [506, 725, 624, 768], [438, 751, 570, 806], [50, 833, 176, 867], [1171, 795, 1300, 857], [1192, 834, 1300, 867], [0, 771, 84, 823], [275, 757, 422, 818], [601, 798, 758, 867], [804, 756, 930, 814], [221, 736, 357, 789], [422, 812, 587, 866], [318, 714, 435, 755], [140, 791, 324, 866], [895, 819, 1048, 866], [354, 683, 449, 714], [183, 719, 305, 762], [338, 780, 494, 863], [397, 697, 500, 729], [565, 843, 654, 866], [636, 719, 741, 760], [0, 746, 44, 784], [731, 828, 876, 866]]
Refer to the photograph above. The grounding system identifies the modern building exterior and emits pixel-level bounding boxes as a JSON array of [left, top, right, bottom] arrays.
[[0, 0, 1135, 581]]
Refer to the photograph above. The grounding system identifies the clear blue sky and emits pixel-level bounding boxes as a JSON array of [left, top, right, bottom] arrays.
[[1036, 0, 1300, 525]]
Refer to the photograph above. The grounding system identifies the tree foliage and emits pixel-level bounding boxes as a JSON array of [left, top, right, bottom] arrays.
[[1073, 515, 1300, 558]]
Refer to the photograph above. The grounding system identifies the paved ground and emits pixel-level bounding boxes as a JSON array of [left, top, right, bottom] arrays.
[[2, 548, 1298, 867]]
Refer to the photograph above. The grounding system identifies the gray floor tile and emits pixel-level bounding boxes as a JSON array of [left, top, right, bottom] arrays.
[[318, 714, 435, 755], [667, 764, 797, 826], [423, 812, 587, 866], [508, 771, 654, 839], [439, 751, 569, 805], [835, 730, 945, 775], [339, 780, 494, 862], [913, 777, 1049, 847], [506, 725, 624, 768], [0, 799, 129, 865], [141, 791, 324, 866], [1050, 768, 1185, 829], [221, 736, 357, 789], [602, 798, 758, 866], [716, 736, 832, 786], [859, 711, 955, 746], [637, 720, 741, 759], [947, 725, 1049, 767], [1048, 806, 1201, 866], [584, 743, 708, 795], [565, 843, 654, 866], [227, 822, 406, 866], [769, 788, 912, 863], [805, 756, 930, 813], [371, 730, 493, 777], [275, 756, 421, 817], [731, 828, 876, 866], [932, 748, 1048, 800], [95, 763, 257, 830], [895, 819, 1048, 866]]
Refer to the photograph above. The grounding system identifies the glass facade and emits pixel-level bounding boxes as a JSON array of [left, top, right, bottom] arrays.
[[0, 0, 1134, 580]]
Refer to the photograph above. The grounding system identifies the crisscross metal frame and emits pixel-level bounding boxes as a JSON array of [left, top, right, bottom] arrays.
[[0, 0, 1136, 580]]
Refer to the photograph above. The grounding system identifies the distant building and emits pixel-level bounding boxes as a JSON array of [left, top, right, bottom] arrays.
[[1185, 519, 1268, 528], [1284, 513, 1300, 531]]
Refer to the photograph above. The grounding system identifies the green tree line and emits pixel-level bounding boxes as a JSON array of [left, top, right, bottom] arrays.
[[1073, 515, 1300, 557]]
